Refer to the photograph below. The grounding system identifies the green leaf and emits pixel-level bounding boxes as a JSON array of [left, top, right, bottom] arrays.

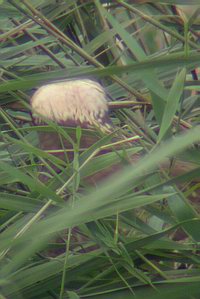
[[158, 68, 186, 142]]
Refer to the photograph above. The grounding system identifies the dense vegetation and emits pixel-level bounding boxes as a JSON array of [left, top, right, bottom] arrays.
[[1, 1, 200, 298]]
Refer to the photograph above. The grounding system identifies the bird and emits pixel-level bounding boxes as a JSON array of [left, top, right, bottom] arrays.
[[31, 78, 199, 186], [31, 79, 123, 184]]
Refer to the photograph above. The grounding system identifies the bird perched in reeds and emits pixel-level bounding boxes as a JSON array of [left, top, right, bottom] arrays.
[[31, 79, 119, 183], [31, 78, 198, 185], [31, 79, 112, 146]]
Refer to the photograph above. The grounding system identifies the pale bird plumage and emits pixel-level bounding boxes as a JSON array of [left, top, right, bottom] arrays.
[[31, 79, 112, 132]]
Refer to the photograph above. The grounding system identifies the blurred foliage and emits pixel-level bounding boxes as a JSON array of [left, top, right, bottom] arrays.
[[1, 1, 200, 298]]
